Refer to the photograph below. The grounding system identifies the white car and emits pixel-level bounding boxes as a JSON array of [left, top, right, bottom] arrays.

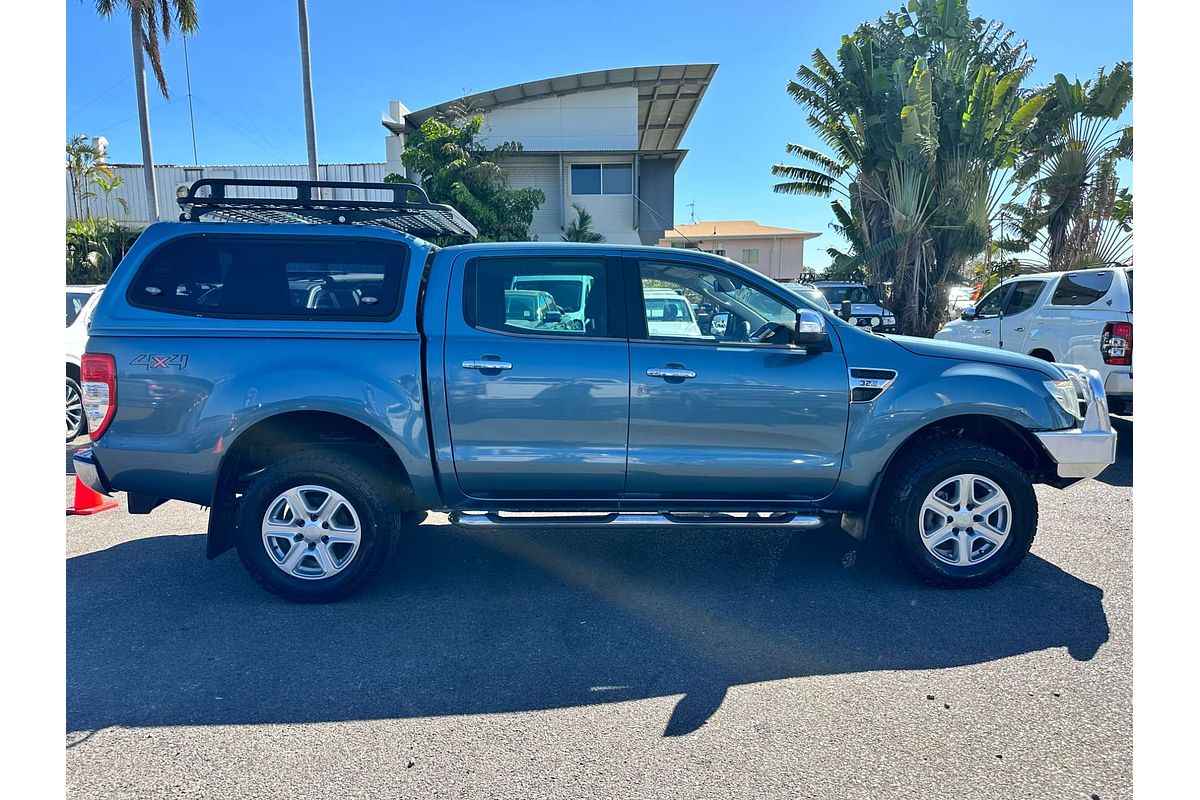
[[945, 284, 976, 319], [643, 288, 704, 338], [935, 267, 1132, 414], [67, 286, 104, 442]]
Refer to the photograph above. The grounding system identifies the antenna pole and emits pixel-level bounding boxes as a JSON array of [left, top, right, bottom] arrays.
[[183, 35, 199, 165]]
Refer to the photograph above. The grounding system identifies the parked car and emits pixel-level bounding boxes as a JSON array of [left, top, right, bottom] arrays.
[[935, 267, 1132, 414], [946, 284, 976, 319], [74, 179, 1116, 602], [643, 288, 704, 338], [509, 273, 594, 331], [783, 282, 833, 312], [813, 281, 898, 332], [66, 286, 104, 442]]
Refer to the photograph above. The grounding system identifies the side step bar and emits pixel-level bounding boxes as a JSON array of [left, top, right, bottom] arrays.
[[449, 511, 825, 529]]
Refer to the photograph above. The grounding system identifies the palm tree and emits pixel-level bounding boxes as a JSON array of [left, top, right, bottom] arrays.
[[66, 134, 113, 219], [1002, 62, 1133, 271], [562, 203, 605, 242], [772, 0, 1046, 336], [94, 1, 199, 223]]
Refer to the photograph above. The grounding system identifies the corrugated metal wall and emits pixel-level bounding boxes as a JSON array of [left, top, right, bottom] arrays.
[[66, 163, 389, 226]]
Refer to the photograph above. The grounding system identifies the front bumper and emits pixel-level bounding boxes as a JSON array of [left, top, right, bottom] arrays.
[[1033, 367, 1118, 480], [73, 448, 112, 495]]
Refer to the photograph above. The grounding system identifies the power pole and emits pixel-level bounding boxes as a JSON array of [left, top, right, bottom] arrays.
[[297, 0, 319, 181]]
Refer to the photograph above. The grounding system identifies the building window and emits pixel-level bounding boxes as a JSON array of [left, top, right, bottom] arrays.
[[741, 248, 759, 265], [571, 163, 633, 195]]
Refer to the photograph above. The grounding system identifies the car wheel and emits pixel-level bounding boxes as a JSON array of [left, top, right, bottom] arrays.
[[879, 438, 1037, 588], [234, 450, 402, 603], [66, 376, 86, 442]]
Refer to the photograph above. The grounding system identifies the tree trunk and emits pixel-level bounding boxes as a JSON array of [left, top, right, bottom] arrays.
[[131, 6, 159, 222], [297, 0, 319, 181]]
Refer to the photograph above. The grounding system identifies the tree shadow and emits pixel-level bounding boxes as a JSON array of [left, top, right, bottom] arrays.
[[67, 522, 1109, 737]]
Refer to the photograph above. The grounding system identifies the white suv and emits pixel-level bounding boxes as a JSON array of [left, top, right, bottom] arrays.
[[67, 286, 104, 441], [935, 267, 1132, 414]]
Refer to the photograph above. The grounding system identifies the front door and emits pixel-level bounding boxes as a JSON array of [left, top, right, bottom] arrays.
[[958, 284, 1009, 349], [624, 257, 849, 502], [444, 253, 629, 499]]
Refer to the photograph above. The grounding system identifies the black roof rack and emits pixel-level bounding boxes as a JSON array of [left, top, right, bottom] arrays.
[[176, 178, 478, 239]]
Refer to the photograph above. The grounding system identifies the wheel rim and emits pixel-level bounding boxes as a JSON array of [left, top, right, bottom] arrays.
[[66, 381, 83, 437], [919, 473, 1012, 567], [261, 485, 362, 581]]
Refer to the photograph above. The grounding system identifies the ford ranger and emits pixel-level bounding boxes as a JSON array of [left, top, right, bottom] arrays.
[[73, 179, 1118, 602]]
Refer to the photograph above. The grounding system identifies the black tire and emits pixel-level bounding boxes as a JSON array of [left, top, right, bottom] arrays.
[[66, 376, 86, 443], [234, 450, 402, 603], [879, 437, 1037, 588]]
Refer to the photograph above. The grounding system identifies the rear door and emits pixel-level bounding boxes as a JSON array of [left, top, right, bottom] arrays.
[[443, 253, 630, 499], [624, 256, 849, 502], [997, 279, 1047, 352]]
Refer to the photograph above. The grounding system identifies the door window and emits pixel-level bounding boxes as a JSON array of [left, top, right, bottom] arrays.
[[464, 256, 617, 337], [972, 286, 1008, 318], [1002, 281, 1046, 315], [638, 261, 795, 344]]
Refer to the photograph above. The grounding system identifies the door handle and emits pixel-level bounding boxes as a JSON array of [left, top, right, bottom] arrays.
[[1014, 327, 1025, 332], [981, 329, 991, 335], [646, 367, 696, 380], [462, 359, 513, 371]]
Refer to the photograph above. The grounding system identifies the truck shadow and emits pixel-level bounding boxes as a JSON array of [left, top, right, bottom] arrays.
[[67, 523, 1109, 738], [1096, 416, 1132, 487]]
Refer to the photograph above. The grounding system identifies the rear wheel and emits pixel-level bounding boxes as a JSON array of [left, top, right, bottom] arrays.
[[234, 450, 402, 602], [66, 376, 86, 442], [879, 438, 1037, 588]]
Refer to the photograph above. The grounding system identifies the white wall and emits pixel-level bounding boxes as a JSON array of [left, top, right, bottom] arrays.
[[501, 157, 563, 242], [562, 156, 638, 245], [476, 87, 638, 152]]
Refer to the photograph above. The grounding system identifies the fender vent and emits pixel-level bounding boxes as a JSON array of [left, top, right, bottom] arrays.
[[849, 368, 897, 403]]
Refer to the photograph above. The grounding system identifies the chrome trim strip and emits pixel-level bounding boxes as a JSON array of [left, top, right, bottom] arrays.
[[450, 511, 824, 529]]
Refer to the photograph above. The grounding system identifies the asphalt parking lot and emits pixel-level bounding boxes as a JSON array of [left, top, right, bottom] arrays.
[[65, 417, 1132, 800]]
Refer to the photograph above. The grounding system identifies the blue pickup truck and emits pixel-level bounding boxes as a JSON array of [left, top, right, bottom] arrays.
[[74, 180, 1117, 602]]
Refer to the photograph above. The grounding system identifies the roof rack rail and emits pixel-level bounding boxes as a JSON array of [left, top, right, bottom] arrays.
[[176, 178, 478, 239]]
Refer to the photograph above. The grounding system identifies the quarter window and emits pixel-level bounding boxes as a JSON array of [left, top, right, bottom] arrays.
[[1050, 271, 1114, 306], [129, 237, 407, 318], [464, 256, 615, 337]]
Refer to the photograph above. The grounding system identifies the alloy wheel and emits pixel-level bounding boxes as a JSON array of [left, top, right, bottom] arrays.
[[919, 473, 1012, 567], [261, 485, 362, 580], [66, 380, 84, 439]]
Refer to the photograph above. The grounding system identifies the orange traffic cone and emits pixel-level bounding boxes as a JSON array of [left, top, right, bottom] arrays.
[[66, 475, 118, 516]]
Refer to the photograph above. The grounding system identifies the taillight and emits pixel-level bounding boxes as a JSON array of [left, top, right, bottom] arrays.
[[1101, 322, 1132, 366], [81, 353, 117, 440]]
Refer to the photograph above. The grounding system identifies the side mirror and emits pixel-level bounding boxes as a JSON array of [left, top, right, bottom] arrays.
[[840, 299, 853, 321], [710, 312, 731, 337], [793, 309, 829, 349], [960, 307, 977, 321], [545, 309, 562, 324]]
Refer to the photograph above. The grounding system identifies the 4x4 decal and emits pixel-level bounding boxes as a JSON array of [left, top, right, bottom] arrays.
[[130, 354, 189, 370]]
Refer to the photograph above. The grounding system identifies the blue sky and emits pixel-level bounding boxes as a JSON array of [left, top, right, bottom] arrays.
[[66, 0, 1131, 265]]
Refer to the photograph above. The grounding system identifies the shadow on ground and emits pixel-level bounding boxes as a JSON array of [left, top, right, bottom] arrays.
[[1096, 416, 1132, 488], [68, 520, 1109, 737]]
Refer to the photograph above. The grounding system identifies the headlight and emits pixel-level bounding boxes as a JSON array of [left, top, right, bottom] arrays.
[[848, 317, 858, 325], [883, 315, 896, 326], [871, 316, 881, 327], [1043, 379, 1083, 420]]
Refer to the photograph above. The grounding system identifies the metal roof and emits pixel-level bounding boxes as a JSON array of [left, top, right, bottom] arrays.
[[397, 64, 718, 152]]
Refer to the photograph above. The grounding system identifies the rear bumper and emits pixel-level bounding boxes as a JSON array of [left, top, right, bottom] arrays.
[[1104, 369, 1133, 399], [1034, 367, 1118, 480], [72, 448, 113, 495]]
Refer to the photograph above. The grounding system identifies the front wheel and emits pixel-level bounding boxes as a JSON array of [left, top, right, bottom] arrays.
[[879, 438, 1038, 588], [234, 450, 402, 602]]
